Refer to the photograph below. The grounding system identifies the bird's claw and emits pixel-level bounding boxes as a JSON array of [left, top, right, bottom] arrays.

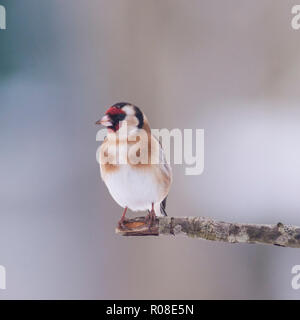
[[145, 210, 156, 230], [118, 218, 129, 230]]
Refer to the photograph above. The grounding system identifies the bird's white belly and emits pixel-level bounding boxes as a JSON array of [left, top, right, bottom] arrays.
[[103, 166, 161, 212]]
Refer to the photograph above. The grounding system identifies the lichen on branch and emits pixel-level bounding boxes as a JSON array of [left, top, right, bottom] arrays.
[[116, 216, 300, 248]]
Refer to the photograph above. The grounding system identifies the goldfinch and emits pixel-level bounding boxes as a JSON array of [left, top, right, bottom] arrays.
[[96, 102, 172, 228]]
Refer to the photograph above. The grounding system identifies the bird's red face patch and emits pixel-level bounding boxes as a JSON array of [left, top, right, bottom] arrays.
[[104, 106, 126, 132], [105, 106, 126, 116]]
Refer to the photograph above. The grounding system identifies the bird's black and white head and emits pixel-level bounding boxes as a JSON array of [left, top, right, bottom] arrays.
[[96, 102, 144, 134]]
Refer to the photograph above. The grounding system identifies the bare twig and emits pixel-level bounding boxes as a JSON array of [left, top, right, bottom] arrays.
[[116, 216, 300, 248]]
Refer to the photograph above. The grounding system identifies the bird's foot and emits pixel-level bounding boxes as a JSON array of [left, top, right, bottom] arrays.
[[118, 218, 130, 230], [145, 210, 157, 230]]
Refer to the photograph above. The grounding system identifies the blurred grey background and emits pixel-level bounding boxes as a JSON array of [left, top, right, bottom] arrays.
[[1, 0, 300, 299]]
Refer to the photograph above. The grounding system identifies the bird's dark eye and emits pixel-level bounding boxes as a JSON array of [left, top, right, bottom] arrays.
[[109, 112, 126, 125], [117, 113, 126, 121]]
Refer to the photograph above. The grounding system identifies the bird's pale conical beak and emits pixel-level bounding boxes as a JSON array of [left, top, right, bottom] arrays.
[[95, 115, 112, 126]]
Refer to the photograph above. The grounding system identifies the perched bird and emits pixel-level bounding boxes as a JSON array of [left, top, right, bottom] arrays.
[[96, 102, 172, 228]]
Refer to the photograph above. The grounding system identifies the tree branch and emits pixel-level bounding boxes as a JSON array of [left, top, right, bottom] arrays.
[[115, 216, 300, 248]]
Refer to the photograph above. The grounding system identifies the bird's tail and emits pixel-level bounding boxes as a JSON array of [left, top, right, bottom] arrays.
[[153, 197, 168, 216], [160, 196, 168, 216]]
